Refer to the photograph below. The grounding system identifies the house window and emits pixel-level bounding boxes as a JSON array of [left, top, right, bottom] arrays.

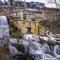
[[23, 22, 25, 25], [27, 27, 31, 33], [23, 15, 26, 20], [31, 18, 35, 21]]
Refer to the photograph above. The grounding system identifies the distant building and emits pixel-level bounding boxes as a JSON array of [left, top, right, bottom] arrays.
[[0, 1, 60, 34], [10, 2, 60, 34]]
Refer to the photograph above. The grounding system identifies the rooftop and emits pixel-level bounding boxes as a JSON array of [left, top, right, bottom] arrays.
[[0, 1, 60, 10]]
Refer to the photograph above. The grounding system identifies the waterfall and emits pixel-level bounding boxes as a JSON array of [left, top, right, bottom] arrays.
[[0, 16, 9, 38], [54, 45, 60, 57], [9, 43, 20, 56], [42, 43, 51, 54]]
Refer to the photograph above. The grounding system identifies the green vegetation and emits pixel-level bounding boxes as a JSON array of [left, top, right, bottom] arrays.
[[9, 26, 23, 38]]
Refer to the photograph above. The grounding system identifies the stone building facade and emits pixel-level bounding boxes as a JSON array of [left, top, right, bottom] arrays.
[[0, 6, 60, 35]]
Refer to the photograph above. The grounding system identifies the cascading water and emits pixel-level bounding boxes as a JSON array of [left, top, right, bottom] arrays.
[[0, 16, 9, 47], [54, 45, 60, 57], [42, 43, 51, 54], [9, 43, 20, 56], [0, 16, 9, 38]]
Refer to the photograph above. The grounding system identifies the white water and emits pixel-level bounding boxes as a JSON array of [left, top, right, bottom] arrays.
[[0, 16, 9, 38], [8, 33, 60, 60], [0, 16, 9, 48], [6, 30, 60, 60], [42, 43, 51, 54], [9, 43, 20, 56], [54, 45, 60, 57], [7, 37, 60, 60]]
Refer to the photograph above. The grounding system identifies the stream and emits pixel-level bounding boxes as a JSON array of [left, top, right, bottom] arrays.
[[0, 16, 60, 60]]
